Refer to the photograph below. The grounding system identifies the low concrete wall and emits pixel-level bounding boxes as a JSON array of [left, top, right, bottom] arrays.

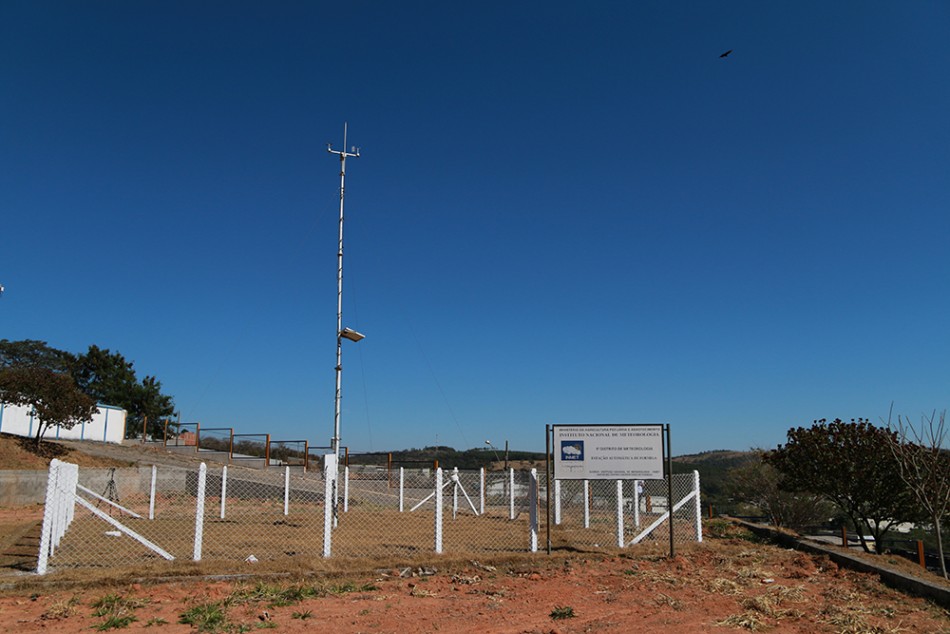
[[164, 445, 198, 455], [0, 463, 318, 509], [195, 450, 230, 465], [0, 471, 49, 506], [0, 465, 195, 507], [733, 518, 950, 610]]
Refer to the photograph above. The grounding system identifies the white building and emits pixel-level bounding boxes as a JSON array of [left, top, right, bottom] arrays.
[[0, 402, 127, 444]]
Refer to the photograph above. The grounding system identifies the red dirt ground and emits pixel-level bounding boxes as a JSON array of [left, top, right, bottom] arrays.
[[2, 529, 948, 634], [1, 437, 948, 632]]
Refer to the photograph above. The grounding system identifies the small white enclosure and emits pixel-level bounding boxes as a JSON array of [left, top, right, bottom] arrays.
[[0, 402, 127, 444]]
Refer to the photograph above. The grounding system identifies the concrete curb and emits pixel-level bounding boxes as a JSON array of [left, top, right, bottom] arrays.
[[732, 518, 950, 610]]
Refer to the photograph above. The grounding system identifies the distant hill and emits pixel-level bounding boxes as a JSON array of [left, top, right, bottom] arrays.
[[346, 446, 546, 471], [672, 450, 758, 514], [673, 449, 754, 465], [346, 446, 756, 513], [347, 447, 755, 470]]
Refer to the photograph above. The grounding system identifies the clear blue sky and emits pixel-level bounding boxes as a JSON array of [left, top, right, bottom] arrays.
[[2, 2, 948, 456]]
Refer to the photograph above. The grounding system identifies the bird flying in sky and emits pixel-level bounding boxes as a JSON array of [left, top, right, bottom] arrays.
[[720, 49, 733, 58]]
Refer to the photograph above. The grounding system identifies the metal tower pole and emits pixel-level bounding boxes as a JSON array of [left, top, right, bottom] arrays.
[[328, 123, 359, 458]]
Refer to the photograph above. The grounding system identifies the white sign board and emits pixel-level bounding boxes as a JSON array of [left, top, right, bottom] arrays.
[[553, 424, 664, 480]]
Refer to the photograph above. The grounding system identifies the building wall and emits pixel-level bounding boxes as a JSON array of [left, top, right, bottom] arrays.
[[0, 402, 127, 444]]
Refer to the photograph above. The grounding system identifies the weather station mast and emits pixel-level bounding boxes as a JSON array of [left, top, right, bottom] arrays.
[[327, 123, 363, 460]]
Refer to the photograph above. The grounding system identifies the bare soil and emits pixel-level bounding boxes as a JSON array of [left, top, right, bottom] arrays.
[[0, 525, 947, 633], [1, 436, 949, 632], [0, 433, 136, 470]]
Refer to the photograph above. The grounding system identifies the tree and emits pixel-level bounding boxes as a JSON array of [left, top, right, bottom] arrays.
[[1, 340, 176, 441], [71, 345, 138, 407], [724, 451, 834, 531], [765, 418, 917, 554], [0, 366, 97, 445], [0, 339, 71, 372], [72, 346, 175, 439], [132, 375, 175, 439], [887, 410, 950, 579]]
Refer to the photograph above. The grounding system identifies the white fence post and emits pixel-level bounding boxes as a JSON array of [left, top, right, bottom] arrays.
[[399, 467, 405, 512], [343, 466, 350, 513], [284, 466, 291, 516], [529, 469, 538, 552], [479, 467, 485, 515], [554, 479, 561, 525], [616, 480, 624, 548], [220, 466, 228, 520], [64, 463, 79, 528], [51, 462, 66, 553], [193, 462, 207, 561], [508, 468, 515, 520], [149, 465, 157, 520], [37, 459, 62, 574], [583, 479, 590, 528], [49, 462, 77, 555], [452, 467, 459, 520], [633, 480, 641, 529], [322, 454, 337, 558], [693, 470, 703, 543], [435, 467, 443, 554]]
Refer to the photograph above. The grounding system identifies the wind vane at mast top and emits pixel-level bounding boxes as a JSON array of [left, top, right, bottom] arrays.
[[328, 122, 360, 159]]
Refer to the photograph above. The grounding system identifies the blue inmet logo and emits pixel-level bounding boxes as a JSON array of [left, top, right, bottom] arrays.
[[560, 441, 584, 461]]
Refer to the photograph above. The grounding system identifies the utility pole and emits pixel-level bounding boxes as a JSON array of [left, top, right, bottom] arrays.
[[328, 123, 360, 459]]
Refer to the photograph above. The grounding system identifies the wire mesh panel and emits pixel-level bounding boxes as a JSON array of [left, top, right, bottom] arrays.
[[270, 440, 309, 470], [197, 427, 232, 453], [345, 452, 389, 467], [544, 472, 701, 551], [332, 467, 434, 559], [441, 468, 536, 553], [45, 464, 194, 570], [230, 434, 269, 468], [37, 461, 701, 575], [198, 467, 325, 563], [331, 467, 539, 558], [166, 422, 198, 448]]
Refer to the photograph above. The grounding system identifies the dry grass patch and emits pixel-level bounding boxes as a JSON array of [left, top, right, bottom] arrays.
[[706, 577, 743, 595], [654, 592, 683, 610], [41, 594, 81, 620], [716, 610, 771, 631]]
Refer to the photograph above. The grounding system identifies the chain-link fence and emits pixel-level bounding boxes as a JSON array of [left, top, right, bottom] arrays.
[[544, 473, 702, 550], [36, 459, 701, 575]]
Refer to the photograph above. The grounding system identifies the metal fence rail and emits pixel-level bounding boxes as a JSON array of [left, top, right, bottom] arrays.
[[36, 460, 701, 575]]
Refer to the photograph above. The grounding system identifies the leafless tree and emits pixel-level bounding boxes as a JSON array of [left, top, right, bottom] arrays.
[[887, 409, 950, 579]]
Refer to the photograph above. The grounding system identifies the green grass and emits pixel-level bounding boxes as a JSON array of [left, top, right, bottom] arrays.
[[229, 582, 320, 607], [327, 581, 378, 595], [95, 614, 137, 631], [91, 593, 145, 630], [550, 605, 576, 620], [175, 579, 380, 632], [179, 602, 228, 632]]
